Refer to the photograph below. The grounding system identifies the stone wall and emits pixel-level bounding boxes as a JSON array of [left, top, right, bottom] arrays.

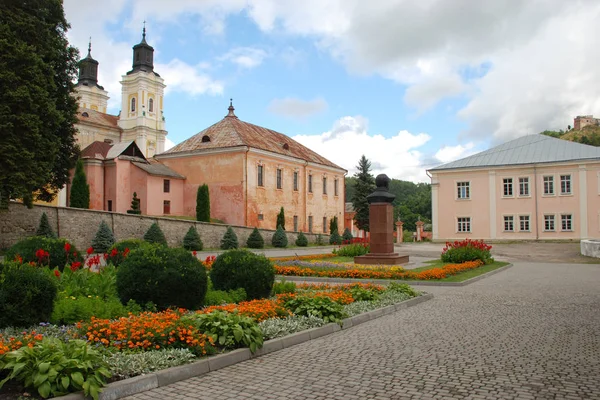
[[0, 203, 328, 251]]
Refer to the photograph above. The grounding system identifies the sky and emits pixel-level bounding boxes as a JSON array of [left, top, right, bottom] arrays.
[[63, 0, 600, 182]]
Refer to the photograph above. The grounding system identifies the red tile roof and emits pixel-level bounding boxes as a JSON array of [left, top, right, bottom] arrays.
[[80, 141, 113, 159], [77, 108, 121, 130]]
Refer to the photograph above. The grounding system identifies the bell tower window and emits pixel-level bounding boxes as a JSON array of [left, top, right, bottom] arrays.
[[131, 98, 136, 112], [149, 98, 154, 112]]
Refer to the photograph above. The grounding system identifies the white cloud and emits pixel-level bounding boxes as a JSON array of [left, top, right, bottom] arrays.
[[434, 143, 476, 164], [219, 47, 268, 69], [157, 59, 224, 96], [268, 97, 328, 119], [292, 116, 431, 182], [164, 137, 176, 151]]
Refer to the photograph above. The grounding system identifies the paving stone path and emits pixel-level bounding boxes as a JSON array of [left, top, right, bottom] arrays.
[[125, 262, 600, 400]]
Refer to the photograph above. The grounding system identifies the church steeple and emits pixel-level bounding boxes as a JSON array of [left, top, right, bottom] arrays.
[[77, 38, 103, 89], [128, 22, 155, 75]]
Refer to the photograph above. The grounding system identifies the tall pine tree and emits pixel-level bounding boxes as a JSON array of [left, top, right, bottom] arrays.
[[351, 155, 375, 233], [196, 184, 210, 222], [276, 207, 285, 230], [69, 159, 89, 209]]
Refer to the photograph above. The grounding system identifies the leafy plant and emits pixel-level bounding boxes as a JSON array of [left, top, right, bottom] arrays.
[[182, 226, 203, 251], [258, 315, 326, 340], [5, 236, 82, 271], [106, 239, 147, 267], [144, 223, 168, 246], [51, 296, 127, 325], [295, 231, 308, 247], [342, 228, 353, 242], [333, 243, 369, 257], [271, 280, 296, 295], [386, 282, 420, 297], [36, 212, 56, 238], [329, 230, 342, 245], [196, 184, 210, 222], [0, 338, 111, 399], [188, 311, 263, 353], [282, 296, 346, 323], [220, 226, 239, 250], [90, 220, 115, 254], [349, 285, 379, 301], [271, 225, 288, 248], [276, 207, 285, 230], [203, 288, 247, 306], [246, 227, 264, 249], [103, 349, 196, 380], [210, 250, 274, 300], [441, 239, 493, 264], [69, 159, 90, 209]]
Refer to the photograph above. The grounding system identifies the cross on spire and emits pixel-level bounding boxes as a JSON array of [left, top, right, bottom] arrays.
[[142, 20, 146, 40]]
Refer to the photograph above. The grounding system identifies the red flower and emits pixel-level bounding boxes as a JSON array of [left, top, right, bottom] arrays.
[[70, 262, 82, 272], [124, 248, 130, 255], [192, 251, 197, 257], [64, 242, 71, 253], [103, 253, 109, 260], [54, 270, 60, 277], [110, 248, 118, 257], [73, 252, 77, 257], [87, 247, 94, 255]]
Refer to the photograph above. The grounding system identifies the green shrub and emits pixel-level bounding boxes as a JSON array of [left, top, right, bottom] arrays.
[[203, 288, 247, 306], [329, 231, 342, 245], [104, 349, 196, 380], [51, 296, 127, 325], [276, 207, 285, 230], [282, 296, 346, 323], [295, 231, 308, 247], [440, 239, 493, 264], [333, 243, 369, 257], [90, 220, 115, 254], [106, 239, 147, 266], [36, 212, 56, 238], [188, 311, 263, 353], [196, 184, 210, 222], [182, 226, 203, 251], [116, 245, 208, 310], [52, 265, 118, 300], [271, 225, 288, 248], [349, 285, 379, 301], [329, 216, 339, 235], [210, 250, 275, 300], [69, 159, 90, 209], [144, 222, 168, 246], [386, 282, 420, 297], [220, 226, 239, 250], [316, 234, 324, 245], [258, 315, 325, 340], [403, 230, 414, 242], [5, 236, 82, 270], [127, 192, 141, 215], [271, 280, 296, 295], [0, 338, 110, 399], [246, 227, 264, 249], [0, 263, 58, 328], [342, 228, 353, 242]]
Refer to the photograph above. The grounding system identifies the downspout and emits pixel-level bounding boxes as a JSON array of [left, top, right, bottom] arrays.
[[304, 161, 309, 233], [244, 147, 249, 226], [534, 165, 539, 240]]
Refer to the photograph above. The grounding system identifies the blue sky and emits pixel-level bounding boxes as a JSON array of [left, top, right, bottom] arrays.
[[64, 0, 600, 182]]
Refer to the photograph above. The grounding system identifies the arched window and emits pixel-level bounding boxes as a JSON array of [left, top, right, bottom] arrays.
[[148, 98, 154, 113], [131, 97, 136, 112], [201, 135, 211, 143], [81, 112, 89, 117]]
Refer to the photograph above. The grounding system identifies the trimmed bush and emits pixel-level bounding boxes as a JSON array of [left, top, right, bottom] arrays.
[[196, 184, 210, 222], [0, 263, 58, 328], [441, 239, 493, 264], [220, 226, 239, 250], [5, 236, 82, 270], [106, 239, 147, 267], [246, 227, 264, 249], [271, 225, 288, 248], [183, 226, 203, 251], [116, 245, 208, 310], [70, 159, 90, 209], [329, 230, 342, 245], [295, 231, 308, 247], [210, 250, 275, 300], [203, 288, 247, 306], [342, 228, 353, 242], [144, 222, 168, 246], [127, 192, 141, 215], [91, 220, 115, 253], [36, 212, 56, 238], [276, 207, 285, 230]]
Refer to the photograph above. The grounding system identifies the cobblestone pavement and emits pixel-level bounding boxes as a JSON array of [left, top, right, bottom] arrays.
[[125, 262, 600, 400]]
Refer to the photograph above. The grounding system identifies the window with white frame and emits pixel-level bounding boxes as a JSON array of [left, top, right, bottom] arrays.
[[504, 215, 514, 232], [456, 182, 470, 199], [503, 178, 513, 196], [544, 215, 555, 231], [560, 175, 571, 195], [519, 215, 530, 232], [561, 214, 573, 231], [543, 176, 554, 195], [457, 217, 471, 233], [276, 168, 282, 190], [519, 177, 529, 196]]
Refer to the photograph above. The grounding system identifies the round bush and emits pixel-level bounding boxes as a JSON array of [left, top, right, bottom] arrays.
[[0, 263, 58, 328], [295, 231, 308, 247], [116, 245, 208, 310], [106, 239, 148, 267], [246, 227, 264, 249], [271, 225, 288, 248], [210, 250, 275, 300], [5, 236, 82, 271]]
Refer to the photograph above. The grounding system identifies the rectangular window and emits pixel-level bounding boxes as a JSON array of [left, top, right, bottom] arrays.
[[308, 175, 313, 193], [308, 216, 313, 233], [519, 177, 529, 196], [503, 215, 514, 232], [163, 179, 170, 193], [503, 178, 513, 197], [323, 217, 327, 233], [323, 177, 327, 195], [258, 213, 264, 221], [543, 176, 554, 195], [107, 200, 112, 212], [561, 214, 573, 231], [258, 165, 264, 187], [163, 200, 171, 215], [544, 215, 555, 231], [456, 182, 470, 199], [457, 217, 471, 233], [334, 178, 339, 196], [293, 171, 299, 191], [519, 215, 530, 232], [293, 216, 298, 232], [276, 168, 282, 189], [560, 175, 571, 195]]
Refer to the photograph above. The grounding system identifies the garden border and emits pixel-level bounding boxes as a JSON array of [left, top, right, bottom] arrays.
[[57, 293, 433, 400], [275, 263, 513, 287]]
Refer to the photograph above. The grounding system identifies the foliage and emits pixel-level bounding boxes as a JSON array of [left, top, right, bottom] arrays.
[[182, 226, 203, 251], [5, 236, 82, 271], [69, 159, 90, 209], [271, 280, 296, 295], [386, 282, 420, 297], [258, 315, 326, 340], [342, 228, 353, 242], [246, 227, 264, 249], [348, 285, 379, 301], [351, 155, 376, 232], [187, 311, 263, 353], [282, 295, 346, 324], [51, 296, 127, 325], [316, 234, 324, 245], [333, 242, 369, 257], [220, 226, 239, 250], [203, 288, 247, 306], [127, 192, 141, 214], [272, 225, 288, 248], [0, 263, 58, 328], [329, 231, 342, 245], [51, 265, 117, 300], [540, 125, 600, 147], [106, 239, 146, 267], [210, 250, 275, 300], [196, 184, 210, 222], [276, 207, 286, 230], [103, 349, 196, 380], [0, 338, 110, 400], [144, 222, 168, 246], [295, 231, 308, 247], [329, 216, 339, 235], [0, 0, 79, 207], [117, 245, 208, 310], [90, 220, 115, 254], [36, 213, 56, 238], [441, 239, 493, 264]]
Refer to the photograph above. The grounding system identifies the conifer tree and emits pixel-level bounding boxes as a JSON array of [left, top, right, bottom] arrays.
[[342, 228, 353, 242], [220, 226, 239, 250], [295, 231, 308, 247], [144, 222, 168, 246], [36, 212, 56, 238], [69, 159, 90, 209], [276, 207, 285, 230], [351, 155, 375, 233], [182, 226, 203, 251], [329, 216, 339, 235], [127, 192, 141, 214], [246, 227, 265, 249], [196, 184, 210, 222], [329, 230, 342, 245], [272, 225, 288, 248], [91, 220, 115, 253]]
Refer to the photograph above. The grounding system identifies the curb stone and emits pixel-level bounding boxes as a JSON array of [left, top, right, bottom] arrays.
[[55, 293, 433, 400]]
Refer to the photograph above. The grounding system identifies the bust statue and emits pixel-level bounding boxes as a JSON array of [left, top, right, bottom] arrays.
[[366, 174, 396, 204]]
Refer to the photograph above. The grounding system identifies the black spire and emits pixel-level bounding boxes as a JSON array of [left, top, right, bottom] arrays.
[[128, 21, 155, 75], [77, 37, 103, 89]]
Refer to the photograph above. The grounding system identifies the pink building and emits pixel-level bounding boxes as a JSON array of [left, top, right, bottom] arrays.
[[428, 134, 600, 241]]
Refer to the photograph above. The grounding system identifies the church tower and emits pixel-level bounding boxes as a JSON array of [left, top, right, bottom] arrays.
[[74, 39, 109, 113], [118, 25, 167, 157]]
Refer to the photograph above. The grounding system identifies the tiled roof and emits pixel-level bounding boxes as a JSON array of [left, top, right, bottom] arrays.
[[80, 141, 113, 159], [81, 141, 144, 161], [429, 134, 600, 171], [77, 108, 121, 130], [164, 111, 344, 170], [133, 160, 185, 179]]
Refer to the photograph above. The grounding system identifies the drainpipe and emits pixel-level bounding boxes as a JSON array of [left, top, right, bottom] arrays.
[[244, 147, 249, 226], [534, 165, 539, 240]]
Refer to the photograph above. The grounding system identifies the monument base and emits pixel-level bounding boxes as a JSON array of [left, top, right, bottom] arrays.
[[354, 253, 409, 265]]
